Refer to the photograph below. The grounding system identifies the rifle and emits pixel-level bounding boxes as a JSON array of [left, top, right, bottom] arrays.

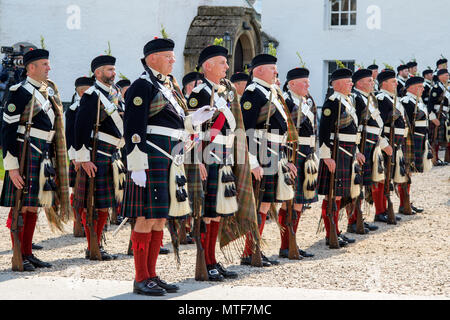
[[72, 172, 85, 237], [11, 89, 36, 271], [251, 89, 274, 266], [353, 92, 372, 234], [384, 94, 397, 225], [326, 97, 342, 249], [86, 94, 103, 260]]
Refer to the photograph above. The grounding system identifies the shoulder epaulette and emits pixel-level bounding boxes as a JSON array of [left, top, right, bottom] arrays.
[[192, 83, 207, 94], [9, 82, 22, 92], [83, 86, 96, 95], [245, 83, 256, 92]]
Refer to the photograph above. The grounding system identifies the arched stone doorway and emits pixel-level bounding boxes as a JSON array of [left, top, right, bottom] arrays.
[[183, 6, 262, 78]]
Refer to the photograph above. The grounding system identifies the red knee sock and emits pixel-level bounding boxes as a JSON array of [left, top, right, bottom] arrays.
[[208, 221, 220, 265], [322, 200, 340, 238], [22, 211, 37, 256], [398, 184, 411, 208], [347, 204, 357, 225], [201, 223, 211, 265], [131, 231, 151, 282], [435, 145, 440, 160], [334, 199, 341, 234], [96, 210, 109, 245], [7, 208, 25, 253], [373, 183, 384, 215], [81, 210, 97, 251], [148, 230, 163, 278], [243, 212, 267, 257], [278, 208, 288, 250]]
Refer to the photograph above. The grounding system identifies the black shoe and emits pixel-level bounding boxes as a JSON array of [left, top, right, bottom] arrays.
[[304, 204, 312, 210], [364, 222, 379, 231], [240, 256, 272, 267], [395, 214, 402, 221], [338, 234, 355, 244], [347, 223, 369, 234], [325, 237, 348, 247], [298, 249, 314, 258], [411, 205, 424, 213], [149, 276, 179, 293], [100, 248, 118, 261], [180, 235, 194, 245], [398, 207, 416, 215], [133, 279, 166, 296], [278, 249, 289, 258], [22, 258, 36, 272], [374, 213, 388, 223], [25, 254, 52, 268], [215, 262, 238, 279], [32, 243, 43, 250], [279, 248, 307, 259], [206, 265, 224, 282], [159, 247, 170, 255], [262, 253, 280, 265]]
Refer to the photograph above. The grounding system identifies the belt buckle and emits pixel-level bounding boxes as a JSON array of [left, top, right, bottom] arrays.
[[47, 131, 55, 142], [173, 154, 184, 166]]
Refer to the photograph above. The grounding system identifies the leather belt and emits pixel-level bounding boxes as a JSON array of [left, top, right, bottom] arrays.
[[147, 125, 187, 141], [17, 125, 55, 142]]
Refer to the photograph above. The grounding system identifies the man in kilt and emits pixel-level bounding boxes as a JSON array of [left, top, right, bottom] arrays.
[[73, 55, 124, 261], [279, 67, 316, 258], [401, 77, 433, 206], [427, 68, 450, 164], [1, 49, 70, 271], [367, 64, 380, 93], [121, 38, 199, 296], [186, 45, 241, 281], [397, 65, 409, 97], [65, 76, 94, 236], [376, 70, 410, 221], [346, 69, 388, 233], [239, 54, 298, 265], [317, 68, 364, 247]]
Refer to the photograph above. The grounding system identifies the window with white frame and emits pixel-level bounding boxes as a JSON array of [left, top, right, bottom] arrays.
[[330, 0, 357, 26], [327, 60, 355, 84]]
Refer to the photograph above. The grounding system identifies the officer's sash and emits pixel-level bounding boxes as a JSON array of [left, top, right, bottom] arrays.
[[252, 83, 288, 124], [94, 88, 124, 137], [20, 82, 54, 125]]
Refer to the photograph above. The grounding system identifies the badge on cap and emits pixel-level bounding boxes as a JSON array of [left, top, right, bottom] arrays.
[[133, 97, 143, 106], [131, 134, 141, 144], [323, 108, 331, 117], [47, 87, 55, 97], [243, 101, 252, 110], [189, 98, 198, 108], [7, 104, 16, 113]]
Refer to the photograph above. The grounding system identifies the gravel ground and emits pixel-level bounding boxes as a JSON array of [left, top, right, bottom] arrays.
[[0, 164, 449, 298]]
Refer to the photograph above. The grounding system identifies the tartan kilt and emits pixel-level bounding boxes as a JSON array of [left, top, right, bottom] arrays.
[[361, 132, 379, 187], [318, 141, 356, 197], [121, 135, 178, 219], [73, 140, 118, 210], [429, 119, 447, 145], [0, 137, 53, 208], [293, 144, 318, 204], [69, 162, 77, 188], [393, 134, 406, 154], [203, 142, 234, 218], [413, 133, 426, 172], [252, 142, 283, 204]]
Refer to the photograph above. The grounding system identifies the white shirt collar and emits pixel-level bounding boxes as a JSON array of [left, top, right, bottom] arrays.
[[354, 88, 369, 97], [26, 76, 43, 88], [149, 67, 166, 82], [253, 77, 273, 89], [288, 90, 305, 103], [380, 89, 395, 97], [95, 80, 111, 92]]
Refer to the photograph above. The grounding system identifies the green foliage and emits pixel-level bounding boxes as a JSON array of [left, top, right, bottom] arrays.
[[383, 62, 394, 70], [355, 62, 365, 70], [400, 59, 406, 65], [213, 38, 224, 46], [40, 35, 46, 49], [118, 72, 129, 80], [104, 41, 112, 56], [0, 155, 4, 181], [243, 64, 249, 75], [372, 59, 377, 65], [160, 24, 169, 39], [335, 59, 346, 69], [268, 43, 277, 57], [296, 51, 306, 68]]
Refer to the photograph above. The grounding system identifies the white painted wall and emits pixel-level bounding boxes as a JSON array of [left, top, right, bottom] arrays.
[[0, 0, 250, 100], [262, 0, 450, 105], [1, 0, 448, 104]]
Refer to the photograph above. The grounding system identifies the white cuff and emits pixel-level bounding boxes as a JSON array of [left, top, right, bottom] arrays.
[[3, 151, 19, 171], [127, 145, 149, 171], [429, 112, 437, 121], [319, 143, 331, 159], [248, 152, 260, 170], [68, 146, 76, 161], [75, 145, 91, 162], [379, 137, 389, 150]]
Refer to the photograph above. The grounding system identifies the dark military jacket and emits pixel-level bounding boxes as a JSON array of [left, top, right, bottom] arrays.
[[427, 81, 449, 121], [74, 80, 124, 162], [401, 92, 429, 136], [1, 76, 56, 170]]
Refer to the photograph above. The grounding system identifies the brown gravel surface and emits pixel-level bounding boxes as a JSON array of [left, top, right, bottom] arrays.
[[0, 165, 449, 298]]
